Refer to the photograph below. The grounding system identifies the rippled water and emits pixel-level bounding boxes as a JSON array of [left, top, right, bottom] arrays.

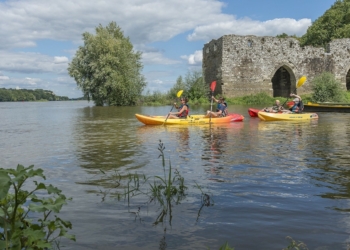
[[1, 101, 350, 249]]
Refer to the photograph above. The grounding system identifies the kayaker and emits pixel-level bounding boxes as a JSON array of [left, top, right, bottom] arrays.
[[205, 99, 227, 118], [213, 96, 228, 116], [289, 93, 302, 113], [212, 96, 228, 113], [168, 97, 189, 119], [263, 100, 285, 113]]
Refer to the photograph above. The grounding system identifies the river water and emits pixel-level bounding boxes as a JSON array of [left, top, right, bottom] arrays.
[[1, 101, 350, 249]]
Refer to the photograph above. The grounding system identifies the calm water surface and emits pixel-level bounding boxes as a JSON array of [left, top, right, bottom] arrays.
[[1, 101, 350, 249]]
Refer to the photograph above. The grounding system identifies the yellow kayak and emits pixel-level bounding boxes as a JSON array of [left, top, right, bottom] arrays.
[[258, 111, 319, 121], [304, 102, 350, 113], [135, 113, 244, 125]]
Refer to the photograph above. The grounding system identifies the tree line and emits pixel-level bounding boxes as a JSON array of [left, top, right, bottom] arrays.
[[0, 88, 69, 102]]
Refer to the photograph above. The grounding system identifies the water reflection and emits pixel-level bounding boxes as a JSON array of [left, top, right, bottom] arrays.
[[201, 123, 244, 181], [74, 106, 146, 188], [303, 115, 350, 202]]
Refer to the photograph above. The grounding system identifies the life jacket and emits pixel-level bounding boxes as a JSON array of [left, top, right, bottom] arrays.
[[218, 103, 228, 117], [216, 102, 228, 109], [298, 100, 304, 112], [178, 104, 189, 117], [290, 101, 303, 113]]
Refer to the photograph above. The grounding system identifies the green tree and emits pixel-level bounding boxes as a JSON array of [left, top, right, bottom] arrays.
[[276, 33, 289, 38], [184, 70, 208, 101], [300, 0, 350, 47], [311, 72, 346, 102], [167, 76, 186, 99], [68, 22, 146, 106]]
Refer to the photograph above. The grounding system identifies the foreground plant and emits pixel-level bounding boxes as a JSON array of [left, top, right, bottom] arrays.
[[149, 140, 187, 225], [0, 164, 75, 249], [283, 236, 308, 250]]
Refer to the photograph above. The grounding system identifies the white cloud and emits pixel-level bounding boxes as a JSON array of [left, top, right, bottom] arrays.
[[181, 50, 203, 65], [0, 75, 10, 80], [25, 77, 39, 85], [188, 18, 311, 41], [54, 56, 68, 64], [0, 0, 231, 49], [141, 50, 180, 65], [0, 51, 68, 74]]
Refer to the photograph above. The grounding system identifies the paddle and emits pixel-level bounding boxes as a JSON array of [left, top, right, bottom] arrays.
[[281, 76, 307, 107], [163, 90, 183, 124], [209, 81, 217, 123]]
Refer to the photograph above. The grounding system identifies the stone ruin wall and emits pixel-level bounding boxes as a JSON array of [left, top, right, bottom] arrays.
[[202, 34, 350, 97]]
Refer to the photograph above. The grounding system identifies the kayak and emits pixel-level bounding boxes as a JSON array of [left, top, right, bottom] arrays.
[[257, 111, 319, 121], [248, 108, 260, 117], [135, 113, 244, 125], [249, 101, 294, 117], [304, 102, 350, 113]]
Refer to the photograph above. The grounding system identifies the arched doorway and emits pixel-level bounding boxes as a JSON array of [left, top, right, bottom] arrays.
[[346, 69, 350, 90], [271, 66, 295, 97]]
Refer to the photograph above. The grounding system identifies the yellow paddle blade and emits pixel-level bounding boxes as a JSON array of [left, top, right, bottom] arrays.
[[296, 76, 307, 88], [176, 90, 183, 98]]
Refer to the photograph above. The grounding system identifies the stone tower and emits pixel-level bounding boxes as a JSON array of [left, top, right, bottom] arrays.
[[202, 34, 350, 97]]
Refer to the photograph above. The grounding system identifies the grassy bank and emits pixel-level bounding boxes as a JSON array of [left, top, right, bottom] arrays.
[[139, 91, 350, 107]]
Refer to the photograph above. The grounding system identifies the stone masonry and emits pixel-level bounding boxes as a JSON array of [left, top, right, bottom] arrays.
[[202, 34, 350, 97]]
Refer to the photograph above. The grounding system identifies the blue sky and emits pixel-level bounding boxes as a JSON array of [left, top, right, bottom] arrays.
[[0, 0, 336, 98]]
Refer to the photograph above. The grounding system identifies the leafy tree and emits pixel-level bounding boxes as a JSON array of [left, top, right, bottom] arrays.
[[311, 72, 346, 102], [276, 33, 300, 40], [68, 22, 147, 106], [276, 33, 289, 38], [167, 76, 186, 99], [300, 0, 350, 47], [184, 70, 208, 101]]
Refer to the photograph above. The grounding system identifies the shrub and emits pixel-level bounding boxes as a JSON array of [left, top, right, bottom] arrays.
[[311, 72, 346, 102], [229, 92, 276, 105]]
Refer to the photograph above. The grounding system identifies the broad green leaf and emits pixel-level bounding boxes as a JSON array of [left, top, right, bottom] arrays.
[[46, 184, 61, 194]]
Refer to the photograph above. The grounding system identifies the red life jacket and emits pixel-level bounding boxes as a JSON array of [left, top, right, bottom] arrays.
[[178, 104, 189, 117]]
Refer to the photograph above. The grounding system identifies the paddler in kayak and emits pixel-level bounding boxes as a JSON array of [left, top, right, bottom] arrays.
[[167, 97, 189, 119], [263, 99, 285, 113], [282, 93, 303, 113], [212, 96, 228, 116], [205, 97, 228, 118]]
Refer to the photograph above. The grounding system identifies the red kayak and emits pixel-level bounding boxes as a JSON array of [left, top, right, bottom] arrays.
[[248, 108, 260, 117], [228, 113, 245, 122], [249, 101, 294, 117]]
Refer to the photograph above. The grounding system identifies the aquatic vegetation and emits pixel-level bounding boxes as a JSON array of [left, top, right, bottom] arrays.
[[0, 164, 75, 249], [194, 182, 214, 222], [283, 236, 308, 250]]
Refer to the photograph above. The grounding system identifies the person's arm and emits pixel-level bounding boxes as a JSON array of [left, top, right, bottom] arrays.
[[290, 93, 301, 100], [212, 96, 219, 103]]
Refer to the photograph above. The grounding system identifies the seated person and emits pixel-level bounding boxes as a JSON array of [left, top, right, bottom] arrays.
[[263, 100, 285, 113], [281, 93, 302, 114], [167, 97, 189, 119], [205, 98, 227, 118], [212, 96, 228, 112]]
